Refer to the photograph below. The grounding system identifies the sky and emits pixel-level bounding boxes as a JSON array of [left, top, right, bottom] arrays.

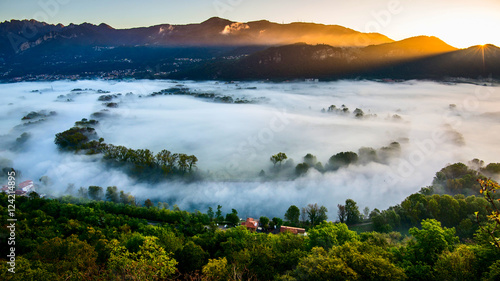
[[1, 0, 499, 48]]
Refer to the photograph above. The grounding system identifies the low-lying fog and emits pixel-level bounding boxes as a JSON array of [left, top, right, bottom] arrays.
[[1, 79, 499, 218]]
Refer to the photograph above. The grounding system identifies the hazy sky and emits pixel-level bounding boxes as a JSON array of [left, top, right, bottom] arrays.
[[0, 0, 499, 47]]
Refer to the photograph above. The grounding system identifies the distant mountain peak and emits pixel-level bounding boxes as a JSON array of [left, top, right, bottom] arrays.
[[98, 23, 113, 29], [201, 17, 233, 25]]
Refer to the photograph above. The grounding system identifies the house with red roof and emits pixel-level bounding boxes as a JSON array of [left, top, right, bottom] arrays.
[[18, 180, 35, 193], [241, 218, 259, 232], [280, 226, 306, 235]]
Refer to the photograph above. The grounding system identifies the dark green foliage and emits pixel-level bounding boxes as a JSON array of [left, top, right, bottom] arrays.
[[285, 205, 301, 225], [270, 152, 288, 167], [175, 241, 208, 273], [328, 151, 358, 170], [286, 242, 406, 281], [215, 205, 223, 223], [207, 206, 214, 221], [105, 186, 119, 203], [225, 209, 239, 226], [303, 153, 317, 166], [272, 217, 284, 228], [295, 162, 310, 176], [88, 186, 104, 201], [1, 187, 500, 281], [337, 204, 347, 223], [481, 163, 500, 178], [260, 216, 270, 229], [74, 118, 98, 126], [55, 120, 198, 181], [353, 108, 364, 118], [103, 145, 198, 179], [144, 199, 154, 208], [303, 203, 328, 226], [408, 219, 459, 265], [432, 162, 484, 194], [345, 199, 361, 225], [307, 222, 358, 250], [373, 191, 489, 239], [22, 110, 57, 120], [54, 127, 96, 151]]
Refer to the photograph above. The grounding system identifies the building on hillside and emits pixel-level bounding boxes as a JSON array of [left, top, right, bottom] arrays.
[[14, 190, 27, 196], [280, 226, 306, 235], [241, 218, 259, 232], [1, 185, 10, 193], [18, 180, 35, 193]]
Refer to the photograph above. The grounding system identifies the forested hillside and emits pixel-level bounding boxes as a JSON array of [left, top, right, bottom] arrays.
[[1, 176, 499, 280]]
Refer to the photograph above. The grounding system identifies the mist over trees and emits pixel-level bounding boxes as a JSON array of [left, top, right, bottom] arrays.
[[1, 164, 499, 280], [54, 119, 199, 182]]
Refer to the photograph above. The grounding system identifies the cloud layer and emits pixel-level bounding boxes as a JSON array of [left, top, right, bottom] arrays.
[[1, 79, 499, 218]]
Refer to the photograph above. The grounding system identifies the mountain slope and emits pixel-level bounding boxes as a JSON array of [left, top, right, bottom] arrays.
[[175, 36, 465, 80], [362, 36, 457, 60], [0, 17, 394, 58], [365, 44, 500, 79], [3, 18, 499, 81]]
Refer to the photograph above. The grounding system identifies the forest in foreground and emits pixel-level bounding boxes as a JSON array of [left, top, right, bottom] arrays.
[[1, 161, 500, 280]]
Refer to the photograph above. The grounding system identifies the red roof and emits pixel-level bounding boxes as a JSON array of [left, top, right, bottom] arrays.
[[280, 226, 306, 234], [241, 218, 258, 229], [18, 180, 33, 188]]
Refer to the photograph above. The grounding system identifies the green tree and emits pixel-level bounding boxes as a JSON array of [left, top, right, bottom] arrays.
[[270, 152, 288, 167], [144, 199, 154, 208], [178, 153, 189, 172], [295, 163, 310, 176], [260, 216, 270, 229], [54, 127, 96, 151], [187, 155, 198, 171], [216, 205, 223, 223], [175, 241, 208, 273], [88, 186, 103, 201], [226, 209, 239, 226], [119, 190, 135, 205], [345, 199, 361, 225], [203, 257, 230, 281], [307, 222, 358, 250], [304, 203, 328, 226], [337, 204, 346, 223], [105, 186, 119, 202], [434, 245, 478, 281], [272, 217, 284, 229], [207, 206, 214, 221], [286, 242, 405, 281], [477, 179, 500, 249], [108, 237, 177, 280], [328, 151, 358, 170], [32, 235, 98, 279], [481, 163, 500, 177], [408, 219, 459, 265], [485, 260, 500, 281], [285, 205, 301, 225], [303, 153, 317, 166]]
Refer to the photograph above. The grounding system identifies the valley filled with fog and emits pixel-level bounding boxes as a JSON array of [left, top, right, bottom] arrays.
[[1, 79, 499, 218]]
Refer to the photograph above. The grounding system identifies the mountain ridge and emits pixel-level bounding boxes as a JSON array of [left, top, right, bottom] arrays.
[[1, 18, 500, 81], [0, 17, 394, 56]]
